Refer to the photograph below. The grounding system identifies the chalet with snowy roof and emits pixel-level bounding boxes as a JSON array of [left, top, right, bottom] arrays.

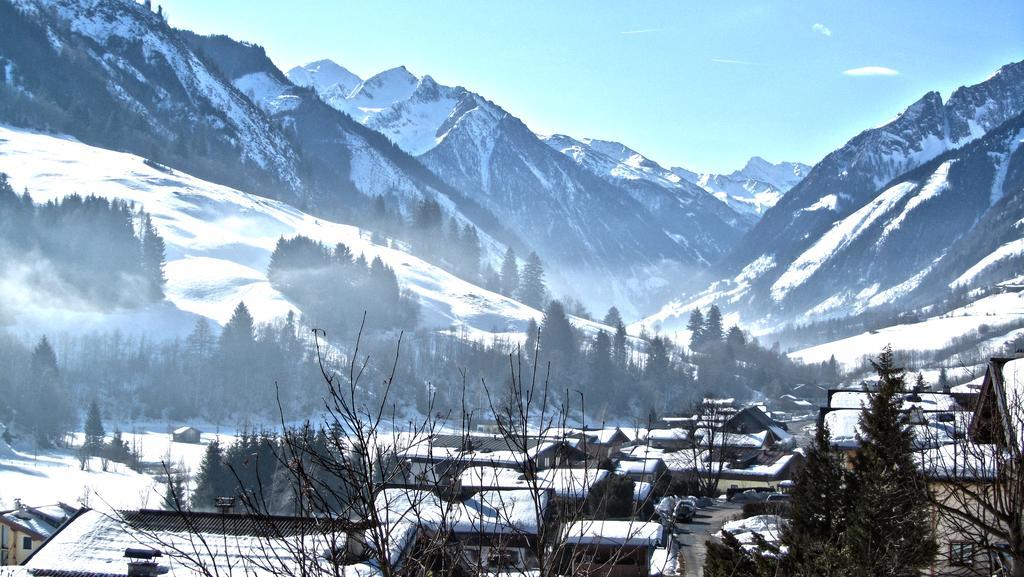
[[395, 433, 587, 489], [21, 508, 411, 577], [0, 502, 79, 566], [171, 426, 201, 444], [916, 356, 1023, 576], [376, 487, 552, 574], [561, 520, 670, 577], [616, 457, 668, 485]]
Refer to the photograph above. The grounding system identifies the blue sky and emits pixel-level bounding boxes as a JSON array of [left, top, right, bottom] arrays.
[[162, 0, 1023, 173]]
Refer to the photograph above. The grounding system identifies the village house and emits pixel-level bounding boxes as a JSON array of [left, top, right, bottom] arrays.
[[561, 520, 670, 577], [0, 502, 79, 566], [20, 508, 411, 577], [919, 356, 1022, 576], [171, 426, 202, 444], [395, 432, 588, 489]]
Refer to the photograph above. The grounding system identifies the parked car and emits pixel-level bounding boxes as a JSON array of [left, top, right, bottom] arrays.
[[766, 492, 791, 503], [730, 488, 773, 503], [673, 500, 696, 523]]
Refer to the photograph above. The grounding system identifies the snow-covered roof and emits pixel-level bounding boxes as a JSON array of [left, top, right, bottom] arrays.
[[616, 458, 664, 476], [457, 466, 608, 500], [24, 509, 408, 577], [633, 482, 653, 503], [621, 445, 799, 480], [0, 503, 77, 540], [375, 488, 549, 537], [830, 390, 959, 411], [173, 426, 200, 435], [562, 520, 663, 548], [645, 428, 691, 443]]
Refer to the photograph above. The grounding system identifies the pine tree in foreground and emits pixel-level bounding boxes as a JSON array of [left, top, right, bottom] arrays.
[[843, 346, 937, 576], [782, 424, 853, 576]]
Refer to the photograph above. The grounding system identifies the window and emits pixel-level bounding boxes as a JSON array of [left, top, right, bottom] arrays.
[[22, 536, 31, 550], [949, 542, 975, 567]]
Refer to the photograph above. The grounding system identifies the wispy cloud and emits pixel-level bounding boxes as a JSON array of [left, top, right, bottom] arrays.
[[812, 23, 832, 37], [711, 58, 761, 66], [843, 66, 900, 77], [619, 28, 662, 35]]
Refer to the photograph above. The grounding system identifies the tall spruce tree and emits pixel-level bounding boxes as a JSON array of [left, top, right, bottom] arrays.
[[704, 304, 724, 344], [84, 399, 105, 455], [783, 424, 852, 576], [844, 346, 936, 576], [192, 440, 231, 510], [518, 252, 547, 309], [686, 309, 705, 350], [139, 213, 166, 299], [499, 247, 519, 297]]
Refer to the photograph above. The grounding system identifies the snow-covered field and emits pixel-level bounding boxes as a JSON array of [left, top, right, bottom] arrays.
[[0, 125, 613, 339], [790, 291, 1024, 368], [0, 426, 238, 512]]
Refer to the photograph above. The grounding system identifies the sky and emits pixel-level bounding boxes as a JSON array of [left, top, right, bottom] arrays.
[[160, 1, 1024, 174]]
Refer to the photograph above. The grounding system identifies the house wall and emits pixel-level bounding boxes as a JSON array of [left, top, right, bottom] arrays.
[[568, 545, 650, 577], [926, 481, 1007, 576], [0, 525, 39, 566]]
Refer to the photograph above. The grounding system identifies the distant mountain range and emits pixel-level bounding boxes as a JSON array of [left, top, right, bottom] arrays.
[[3, 0, 1022, 355], [643, 59, 1024, 334], [287, 60, 756, 313]]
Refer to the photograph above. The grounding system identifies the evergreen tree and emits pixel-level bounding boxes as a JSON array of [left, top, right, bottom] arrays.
[[725, 325, 745, 349], [517, 252, 547, 309], [499, 247, 519, 298], [84, 399, 105, 455], [612, 322, 628, 370], [783, 425, 852, 576], [588, 331, 614, 402], [602, 306, 623, 329], [937, 367, 950, 393], [844, 346, 936, 576], [163, 472, 187, 511], [686, 309, 705, 350], [644, 336, 670, 384], [192, 440, 231, 510], [458, 224, 482, 279], [540, 300, 576, 367], [139, 213, 166, 299], [704, 305, 724, 344], [524, 318, 539, 361]]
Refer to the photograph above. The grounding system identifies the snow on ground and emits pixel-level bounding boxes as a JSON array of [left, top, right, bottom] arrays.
[[718, 515, 787, 549], [0, 125, 595, 338], [0, 425, 240, 512], [952, 237, 1024, 288], [790, 291, 1024, 368]]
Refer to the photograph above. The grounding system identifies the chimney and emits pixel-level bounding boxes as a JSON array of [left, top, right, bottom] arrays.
[[215, 496, 235, 514], [124, 548, 164, 577]]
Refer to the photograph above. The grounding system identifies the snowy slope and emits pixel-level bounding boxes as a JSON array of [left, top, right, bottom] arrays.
[[0, 125, 581, 337], [789, 292, 1024, 368], [4, 0, 303, 197]]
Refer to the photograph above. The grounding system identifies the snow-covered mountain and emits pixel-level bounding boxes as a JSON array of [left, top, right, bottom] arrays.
[[672, 158, 811, 221], [0, 124, 623, 341], [0, 0, 303, 199], [286, 58, 361, 98], [0, 0, 523, 267], [295, 59, 748, 314], [642, 60, 1024, 334]]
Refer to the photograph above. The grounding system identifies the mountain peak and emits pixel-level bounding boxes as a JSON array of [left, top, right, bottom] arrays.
[[286, 59, 361, 96]]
